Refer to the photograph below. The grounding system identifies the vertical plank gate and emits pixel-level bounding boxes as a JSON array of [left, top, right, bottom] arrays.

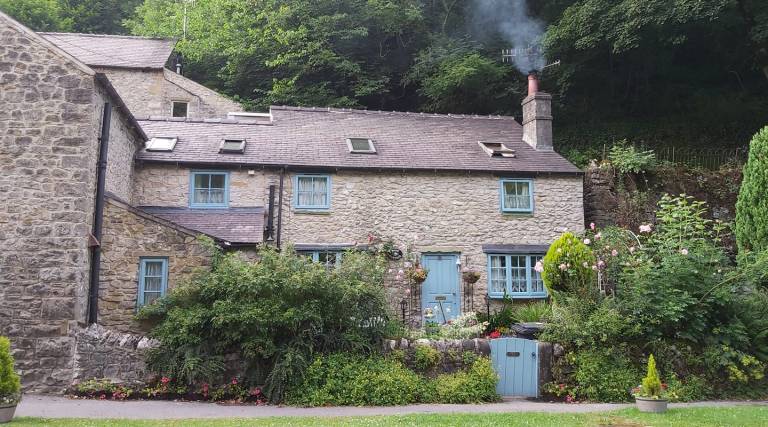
[[490, 337, 539, 397]]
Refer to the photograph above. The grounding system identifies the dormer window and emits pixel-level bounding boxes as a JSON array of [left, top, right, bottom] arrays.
[[219, 138, 246, 154], [145, 137, 177, 152], [346, 138, 376, 154], [172, 101, 189, 118], [479, 141, 516, 158]]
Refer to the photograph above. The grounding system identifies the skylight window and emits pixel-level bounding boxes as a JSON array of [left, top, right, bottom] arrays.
[[346, 138, 376, 154], [219, 138, 246, 154], [145, 137, 177, 152], [478, 141, 516, 158]]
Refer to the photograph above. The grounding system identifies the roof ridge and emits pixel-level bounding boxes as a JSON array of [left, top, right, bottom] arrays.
[[269, 105, 517, 121], [39, 32, 176, 42]]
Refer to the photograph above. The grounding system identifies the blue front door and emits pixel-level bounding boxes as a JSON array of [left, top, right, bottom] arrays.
[[421, 253, 460, 323]]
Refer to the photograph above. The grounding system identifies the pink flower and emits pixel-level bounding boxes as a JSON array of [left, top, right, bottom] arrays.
[[680, 248, 689, 255], [405, 288, 411, 295], [611, 249, 619, 257], [594, 232, 602, 240], [583, 238, 591, 245], [566, 395, 575, 403], [534, 261, 544, 273], [559, 263, 567, 271], [231, 378, 238, 385], [597, 260, 606, 269], [639, 224, 652, 233], [160, 377, 170, 384], [590, 222, 596, 230]]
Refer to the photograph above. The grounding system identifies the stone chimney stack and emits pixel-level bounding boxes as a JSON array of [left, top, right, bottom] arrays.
[[521, 72, 553, 151]]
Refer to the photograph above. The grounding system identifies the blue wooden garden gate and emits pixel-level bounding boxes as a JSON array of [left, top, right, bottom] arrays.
[[490, 337, 539, 397]]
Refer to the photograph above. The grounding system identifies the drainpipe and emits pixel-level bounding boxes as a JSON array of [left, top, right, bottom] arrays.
[[87, 103, 111, 324], [265, 184, 276, 242], [276, 167, 285, 250]]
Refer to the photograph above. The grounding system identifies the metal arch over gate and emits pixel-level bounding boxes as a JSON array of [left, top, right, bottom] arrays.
[[490, 337, 539, 397]]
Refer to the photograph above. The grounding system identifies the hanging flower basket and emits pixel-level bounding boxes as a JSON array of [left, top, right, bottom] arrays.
[[406, 266, 428, 284], [462, 270, 480, 284]]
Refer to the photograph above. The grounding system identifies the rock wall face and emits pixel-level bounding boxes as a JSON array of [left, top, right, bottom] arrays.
[[72, 324, 155, 384], [96, 67, 242, 119], [102, 90, 140, 203], [0, 17, 101, 392], [98, 198, 210, 333]]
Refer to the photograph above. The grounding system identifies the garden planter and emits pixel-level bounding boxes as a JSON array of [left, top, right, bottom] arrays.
[[635, 397, 668, 413], [0, 403, 16, 423]]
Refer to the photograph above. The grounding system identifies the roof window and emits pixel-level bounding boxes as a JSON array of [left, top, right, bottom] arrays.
[[346, 137, 376, 154], [219, 138, 246, 154], [478, 141, 516, 158], [145, 137, 177, 152]]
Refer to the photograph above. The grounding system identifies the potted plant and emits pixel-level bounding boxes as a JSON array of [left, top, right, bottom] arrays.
[[0, 336, 21, 423], [632, 354, 668, 413], [405, 265, 428, 284], [461, 267, 481, 285]]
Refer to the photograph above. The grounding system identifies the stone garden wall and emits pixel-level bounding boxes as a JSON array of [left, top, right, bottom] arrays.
[[72, 324, 155, 384]]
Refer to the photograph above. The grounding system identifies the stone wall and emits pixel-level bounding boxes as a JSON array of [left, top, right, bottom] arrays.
[[133, 165, 584, 320], [72, 324, 155, 384], [99, 197, 210, 333], [102, 85, 141, 203], [0, 15, 100, 392], [97, 67, 242, 119], [381, 338, 490, 374]]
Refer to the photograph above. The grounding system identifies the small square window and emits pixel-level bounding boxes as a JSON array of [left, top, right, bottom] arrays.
[[172, 101, 189, 118], [500, 179, 533, 213], [190, 171, 229, 208], [219, 138, 246, 154], [479, 141, 516, 157], [346, 138, 376, 153], [145, 137, 177, 152], [294, 174, 331, 210]]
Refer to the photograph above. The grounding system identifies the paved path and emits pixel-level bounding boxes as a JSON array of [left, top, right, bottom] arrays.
[[14, 395, 767, 419]]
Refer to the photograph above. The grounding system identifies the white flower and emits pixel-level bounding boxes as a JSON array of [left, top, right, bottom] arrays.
[[611, 249, 619, 257], [557, 248, 563, 254], [591, 265, 598, 270], [583, 238, 591, 245], [403, 262, 412, 268], [559, 263, 567, 271], [639, 224, 652, 233], [629, 246, 636, 253], [680, 248, 689, 256], [582, 262, 589, 268], [534, 261, 544, 273], [594, 233, 602, 240], [398, 269, 404, 275]]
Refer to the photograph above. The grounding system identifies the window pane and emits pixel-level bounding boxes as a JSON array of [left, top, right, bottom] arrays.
[[143, 291, 161, 305], [172, 102, 188, 118], [144, 277, 162, 292], [503, 181, 532, 211], [209, 188, 224, 204], [297, 177, 312, 192], [145, 261, 163, 277], [509, 255, 527, 293], [318, 252, 339, 268], [296, 176, 329, 208], [531, 256, 544, 293], [210, 174, 226, 189], [194, 174, 208, 190], [489, 255, 507, 294]]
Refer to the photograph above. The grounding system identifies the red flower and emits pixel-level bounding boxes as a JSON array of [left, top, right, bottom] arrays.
[[231, 377, 238, 385], [488, 330, 501, 339], [661, 383, 668, 390], [558, 383, 565, 390], [160, 376, 170, 385], [99, 394, 106, 400]]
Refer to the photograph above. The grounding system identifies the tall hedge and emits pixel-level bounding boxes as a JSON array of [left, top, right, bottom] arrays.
[[736, 127, 768, 254]]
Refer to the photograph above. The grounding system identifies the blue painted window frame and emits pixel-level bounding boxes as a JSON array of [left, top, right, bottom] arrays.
[[189, 171, 230, 208], [293, 174, 331, 210], [298, 250, 343, 268], [487, 254, 547, 299], [137, 257, 168, 307], [499, 178, 534, 213]]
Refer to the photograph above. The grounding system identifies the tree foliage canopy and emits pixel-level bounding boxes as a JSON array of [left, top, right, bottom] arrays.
[[736, 127, 768, 253]]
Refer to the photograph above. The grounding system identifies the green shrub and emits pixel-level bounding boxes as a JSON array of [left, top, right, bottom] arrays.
[[607, 140, 656, 174], [0, 336, 21, 405], [286, 354, 423, 406], [138, 243, 390, 403], [513, 301, 552, 323], [413, 344, 441, 372], [570, 349, 639, 402], [639, 355, 663, 398], [665, 375, 711, 402], [736, 126, 768, 253], [430, 358, 499, 404], [542, 232, 596, 300]]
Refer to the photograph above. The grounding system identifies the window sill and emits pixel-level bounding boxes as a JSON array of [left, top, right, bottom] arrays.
[[501, 212, 534, 218], [488, 293, 548, 300], [293, 209, 331, 215]]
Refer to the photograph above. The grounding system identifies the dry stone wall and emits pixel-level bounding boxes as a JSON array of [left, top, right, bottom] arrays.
[[99, 198, 210, 333], [72, 324, 155, 384]]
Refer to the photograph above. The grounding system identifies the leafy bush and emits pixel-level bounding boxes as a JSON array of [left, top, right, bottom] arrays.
[[513, 301, 552, 323], [137, 243, 390, 403], [607, 140, 656, 174], [570, 349, 639, 402], [542, 232, 596, 300], [665, 375, 711, 402], [430, 358, 499, 404], [0, 336, 21, 405], [413, 344, 441, 372], [638, 355, 663, 399], [438, 313, 486, 339], [736, 126, 768, 253]]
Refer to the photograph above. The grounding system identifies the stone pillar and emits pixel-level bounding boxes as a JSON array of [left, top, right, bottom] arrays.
[[521, 92, 553, 151]]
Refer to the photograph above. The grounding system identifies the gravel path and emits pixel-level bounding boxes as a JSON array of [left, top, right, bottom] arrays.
[[14, 395, 767, 419]]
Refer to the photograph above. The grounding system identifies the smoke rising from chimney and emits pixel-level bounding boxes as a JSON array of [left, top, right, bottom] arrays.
[[471, 0, 546, 73]]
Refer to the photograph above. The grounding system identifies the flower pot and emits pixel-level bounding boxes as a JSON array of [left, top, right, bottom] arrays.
[[0, 403, 17, 424], [635, 397, 668, 413]]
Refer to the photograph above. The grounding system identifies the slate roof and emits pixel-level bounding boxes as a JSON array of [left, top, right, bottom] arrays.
[[39, 32, 175, 69], [136, 106, 581, 175], [139, 207, 264, 244]]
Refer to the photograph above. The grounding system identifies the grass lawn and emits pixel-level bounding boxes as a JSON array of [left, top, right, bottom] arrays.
[[9, 406, 768, 427]]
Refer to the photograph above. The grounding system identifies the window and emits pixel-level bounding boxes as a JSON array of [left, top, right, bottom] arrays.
[[487, 254, 546, 298], [190, 171, 229, 208], [293, 174, 331, 210], [479, 141, 516, 157], [346, 138, 376, 154], [138, 258, 168, 307], [145, 137, 177, 152], [172, 101, 189, 118], [219, 138, 246, 154], [299, 250, 343, 269], [500, 179, 534, 213]]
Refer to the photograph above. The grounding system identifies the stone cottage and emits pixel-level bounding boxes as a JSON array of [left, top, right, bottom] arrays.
[[1, 9, 583, 392]]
